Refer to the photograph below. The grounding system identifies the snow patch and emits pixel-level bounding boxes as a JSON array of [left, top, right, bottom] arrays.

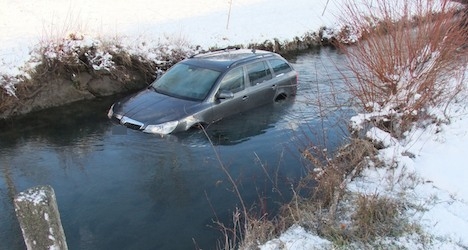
[[15, 188, 48, 206], [260, 225, 332, 250]]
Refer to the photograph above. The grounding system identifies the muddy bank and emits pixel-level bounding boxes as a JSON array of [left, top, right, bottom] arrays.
[[0, 67, 153, 119]]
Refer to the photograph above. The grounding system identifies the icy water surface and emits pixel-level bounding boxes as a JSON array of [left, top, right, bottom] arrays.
[[0, 48, 353, 249]]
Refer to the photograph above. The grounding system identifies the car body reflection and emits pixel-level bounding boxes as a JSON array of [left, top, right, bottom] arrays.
[[174, 98, 295, 146]]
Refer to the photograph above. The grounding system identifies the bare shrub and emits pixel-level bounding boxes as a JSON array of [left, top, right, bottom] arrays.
[[30, 33, 115, 80], [245, 31, 327, 54], [337, 0, 468, 137]]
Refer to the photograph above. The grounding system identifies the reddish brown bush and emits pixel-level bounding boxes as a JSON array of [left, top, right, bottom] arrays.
[[337, 0, 467, 136]]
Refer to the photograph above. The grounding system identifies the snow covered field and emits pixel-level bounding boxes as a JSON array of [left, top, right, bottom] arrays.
[[1, 0, 467, 248], [0, 0, 338, 78]]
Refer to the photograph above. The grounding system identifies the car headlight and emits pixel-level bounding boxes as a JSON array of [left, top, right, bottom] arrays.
[[143, 121, 179, 135], [107, 104, 114, 118]]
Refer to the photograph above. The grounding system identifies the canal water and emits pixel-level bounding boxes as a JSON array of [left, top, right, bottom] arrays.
[[0, 48, 353, 249]]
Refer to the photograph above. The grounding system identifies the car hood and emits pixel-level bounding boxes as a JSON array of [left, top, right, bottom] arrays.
[[113, 88, 204, 124]]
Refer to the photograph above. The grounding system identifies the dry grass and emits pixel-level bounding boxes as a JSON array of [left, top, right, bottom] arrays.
[[258, 138, 382, 247], [315, 192, 409, 246], [237, 214, 278, 250], [351, 193, 403, 241], [300, 138, 378, 211]]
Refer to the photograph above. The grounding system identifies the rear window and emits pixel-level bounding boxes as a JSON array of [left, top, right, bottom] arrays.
[[268, 59, 293, 76], [246, 61, 272, 85]]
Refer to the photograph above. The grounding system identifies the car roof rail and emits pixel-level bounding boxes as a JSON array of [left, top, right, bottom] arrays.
[[189, 46, 242, 58], [228, 51, 275, 68]]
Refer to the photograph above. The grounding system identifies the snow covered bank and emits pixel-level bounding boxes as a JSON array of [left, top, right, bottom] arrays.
[[350, 75, 468, 248], [261, 67, 468, 250], [0, 0, 339, 84]]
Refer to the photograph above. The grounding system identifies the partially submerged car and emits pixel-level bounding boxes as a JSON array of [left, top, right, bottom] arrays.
[[108, 48, 298, 135]]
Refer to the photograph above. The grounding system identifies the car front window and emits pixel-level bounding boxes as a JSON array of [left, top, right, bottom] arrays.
[[152, 63, 221, 101], [219, 67, 244, 93]]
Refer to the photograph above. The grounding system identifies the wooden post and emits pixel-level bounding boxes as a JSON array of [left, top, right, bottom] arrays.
[[14, 185, 68, 250]]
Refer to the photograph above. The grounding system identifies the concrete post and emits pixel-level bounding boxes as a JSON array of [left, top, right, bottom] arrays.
[[14, 185, 68, 250]]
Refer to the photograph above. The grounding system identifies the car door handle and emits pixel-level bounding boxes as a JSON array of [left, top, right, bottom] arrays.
[[242, 96, 249, 101], [272, 84, 277, 90]]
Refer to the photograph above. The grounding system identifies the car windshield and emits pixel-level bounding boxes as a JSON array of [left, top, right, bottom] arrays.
[[152, 63, 221, 101]]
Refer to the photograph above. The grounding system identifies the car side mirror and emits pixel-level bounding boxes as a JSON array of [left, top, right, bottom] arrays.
[[217, 90, 234, 99]]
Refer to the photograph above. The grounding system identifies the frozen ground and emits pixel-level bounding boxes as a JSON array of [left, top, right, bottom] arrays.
[[1, 0, 467, 248]]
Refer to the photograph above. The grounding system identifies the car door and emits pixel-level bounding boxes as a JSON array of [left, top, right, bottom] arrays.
[[244, 60, 276, 109], [208, 66, 249, 122], [267, 58, 297, 97]]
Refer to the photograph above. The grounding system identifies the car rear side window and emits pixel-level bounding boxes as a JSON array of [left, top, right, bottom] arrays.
[[269, 59, 293, 76], [246, 61, 272, 85], [219, 67, 244, 93]]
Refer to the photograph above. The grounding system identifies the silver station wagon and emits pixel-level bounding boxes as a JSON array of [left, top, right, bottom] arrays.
[[108, 48, 298, 135]]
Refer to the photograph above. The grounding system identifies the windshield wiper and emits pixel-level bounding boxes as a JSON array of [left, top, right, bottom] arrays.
[[150, 85, 160, 93]]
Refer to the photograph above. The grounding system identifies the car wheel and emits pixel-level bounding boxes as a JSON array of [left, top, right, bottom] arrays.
[[274, 93, 288, 102]]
